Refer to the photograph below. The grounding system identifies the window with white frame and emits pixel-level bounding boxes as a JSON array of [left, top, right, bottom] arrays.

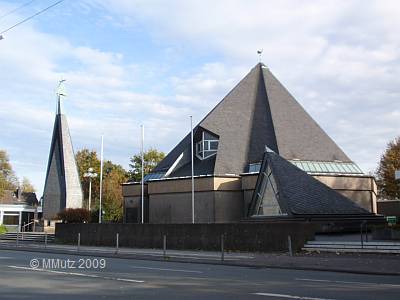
[[196, 131, 219, 160]]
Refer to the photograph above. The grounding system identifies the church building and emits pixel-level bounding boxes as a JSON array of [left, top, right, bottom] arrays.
[[123, 63, 378, 223]]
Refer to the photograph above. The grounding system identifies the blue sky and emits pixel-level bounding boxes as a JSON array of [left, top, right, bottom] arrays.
[[0, 0, 399, 194]]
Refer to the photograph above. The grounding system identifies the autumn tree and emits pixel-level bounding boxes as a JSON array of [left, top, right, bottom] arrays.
[[75, 148, 128, 222], [103, 163, 129, 222], [0, 150, 18, 196], [376, 136, 400, 199], [129, 148, 165, 182], [21, 177, 35, 193]]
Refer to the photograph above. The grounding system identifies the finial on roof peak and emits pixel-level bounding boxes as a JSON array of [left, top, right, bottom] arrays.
[[257, 49, 263, 63], [56, 79, 67, 115]]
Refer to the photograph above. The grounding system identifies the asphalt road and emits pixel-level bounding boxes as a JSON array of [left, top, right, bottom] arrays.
[[0, 249, 399, 300]]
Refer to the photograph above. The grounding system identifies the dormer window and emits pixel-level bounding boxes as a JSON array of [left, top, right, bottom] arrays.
[[196, 131, 219, 160]]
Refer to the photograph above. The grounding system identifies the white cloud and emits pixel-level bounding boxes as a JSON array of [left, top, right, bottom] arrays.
[[0, 2, 193, 192], [1, 0, 400, 194], [94, 0, 400, 174]]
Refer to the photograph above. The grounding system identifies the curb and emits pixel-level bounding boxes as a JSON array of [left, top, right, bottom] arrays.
[[1, 245, 400, 277]]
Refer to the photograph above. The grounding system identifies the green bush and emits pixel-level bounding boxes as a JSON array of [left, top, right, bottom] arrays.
[[0, 224, 7, 234], [57, 208, 90, 223]]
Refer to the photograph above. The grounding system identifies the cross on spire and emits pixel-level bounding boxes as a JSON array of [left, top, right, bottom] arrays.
[[56, 79, 67, 114], [257, 49, 263, 62]]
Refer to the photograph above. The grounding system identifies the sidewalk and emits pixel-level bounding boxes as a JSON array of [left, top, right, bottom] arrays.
[[1, 240, 399, 276]]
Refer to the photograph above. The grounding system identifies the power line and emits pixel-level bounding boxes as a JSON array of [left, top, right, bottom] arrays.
[[0, 0, 65, 35], [0, 0, 36, 21]]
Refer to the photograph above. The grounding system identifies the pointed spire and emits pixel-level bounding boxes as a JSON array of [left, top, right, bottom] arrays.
[[43, 78, 82, 220]]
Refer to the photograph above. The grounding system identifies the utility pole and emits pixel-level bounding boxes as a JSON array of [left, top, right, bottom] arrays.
[[141, 125, 145, 224], [190, 116, 195, 224], [99, 135, 104, 223]]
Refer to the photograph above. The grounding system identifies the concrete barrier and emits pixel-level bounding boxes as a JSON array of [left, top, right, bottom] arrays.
[[55, 222, 316, 252]]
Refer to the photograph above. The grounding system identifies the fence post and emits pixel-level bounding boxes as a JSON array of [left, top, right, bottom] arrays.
[[288, 235, 293, 257], [163, 235, 167, 259], [115, 233, 119, 254], [77, 233, 80, 252], [360, 221, 365, 249], [221, 234, 224, 262], [16, 232, 19, 247], [44, 232, 47, 249]]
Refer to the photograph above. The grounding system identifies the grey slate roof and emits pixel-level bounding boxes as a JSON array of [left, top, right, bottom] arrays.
[[248, 151, 371, 217], [154, 63, 353, 177], [0, 190, 39, 206]]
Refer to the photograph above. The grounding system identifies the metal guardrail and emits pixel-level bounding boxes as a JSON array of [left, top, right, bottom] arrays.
[[21, 220, 39, 232]]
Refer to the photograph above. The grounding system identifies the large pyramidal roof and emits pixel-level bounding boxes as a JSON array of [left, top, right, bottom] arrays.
[[42, 86, 83, 219], [153, 63, 354, 178]]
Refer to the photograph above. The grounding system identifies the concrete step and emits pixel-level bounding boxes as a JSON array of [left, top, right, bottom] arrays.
[[307, 241, 400, 246], [303, 240, 400, 254], [303, 244, 400, 250], [302, 247, 400, 254]]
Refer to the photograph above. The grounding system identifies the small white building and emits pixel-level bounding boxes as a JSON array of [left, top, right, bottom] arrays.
[[0, 190, 41, 232]]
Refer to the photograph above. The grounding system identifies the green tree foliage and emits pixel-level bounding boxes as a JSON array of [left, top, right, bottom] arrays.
[[0, 224, 7, 234], [75, 149, 129, 222], [376, 136, 400, 199], [21, 177, 36, 193], [103, 163, 129, 222], [75, 149, 101, 208], [129, 148, 165, 182], [0, 150, 19, 197]]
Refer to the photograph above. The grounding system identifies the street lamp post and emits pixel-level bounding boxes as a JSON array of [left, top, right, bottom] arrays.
[[83, 167, 98, 211], [141, 125, 145, 224]]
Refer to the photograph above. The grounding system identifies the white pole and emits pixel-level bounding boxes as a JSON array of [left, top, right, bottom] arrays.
[[88, 177, 92, 211], [141, 125, 144, 224], [99, 135, 104, 223], [190, 116, 194, 224]]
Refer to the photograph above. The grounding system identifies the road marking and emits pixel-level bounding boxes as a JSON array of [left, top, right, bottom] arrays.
[[296, 278, 400, 288], [0, 256, 12, 259], [253, 292, 336, 300], [7, 266, 144, 283], [131, 266, 203, 273]]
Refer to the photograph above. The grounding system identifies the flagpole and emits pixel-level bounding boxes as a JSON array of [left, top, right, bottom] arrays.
[[190, 116, 194, 224], [141, 125, 144, 224], [99, 135, 104, 224]]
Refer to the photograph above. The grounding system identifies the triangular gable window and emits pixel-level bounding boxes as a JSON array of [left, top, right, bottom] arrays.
[[253, 165, 282, 216]]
